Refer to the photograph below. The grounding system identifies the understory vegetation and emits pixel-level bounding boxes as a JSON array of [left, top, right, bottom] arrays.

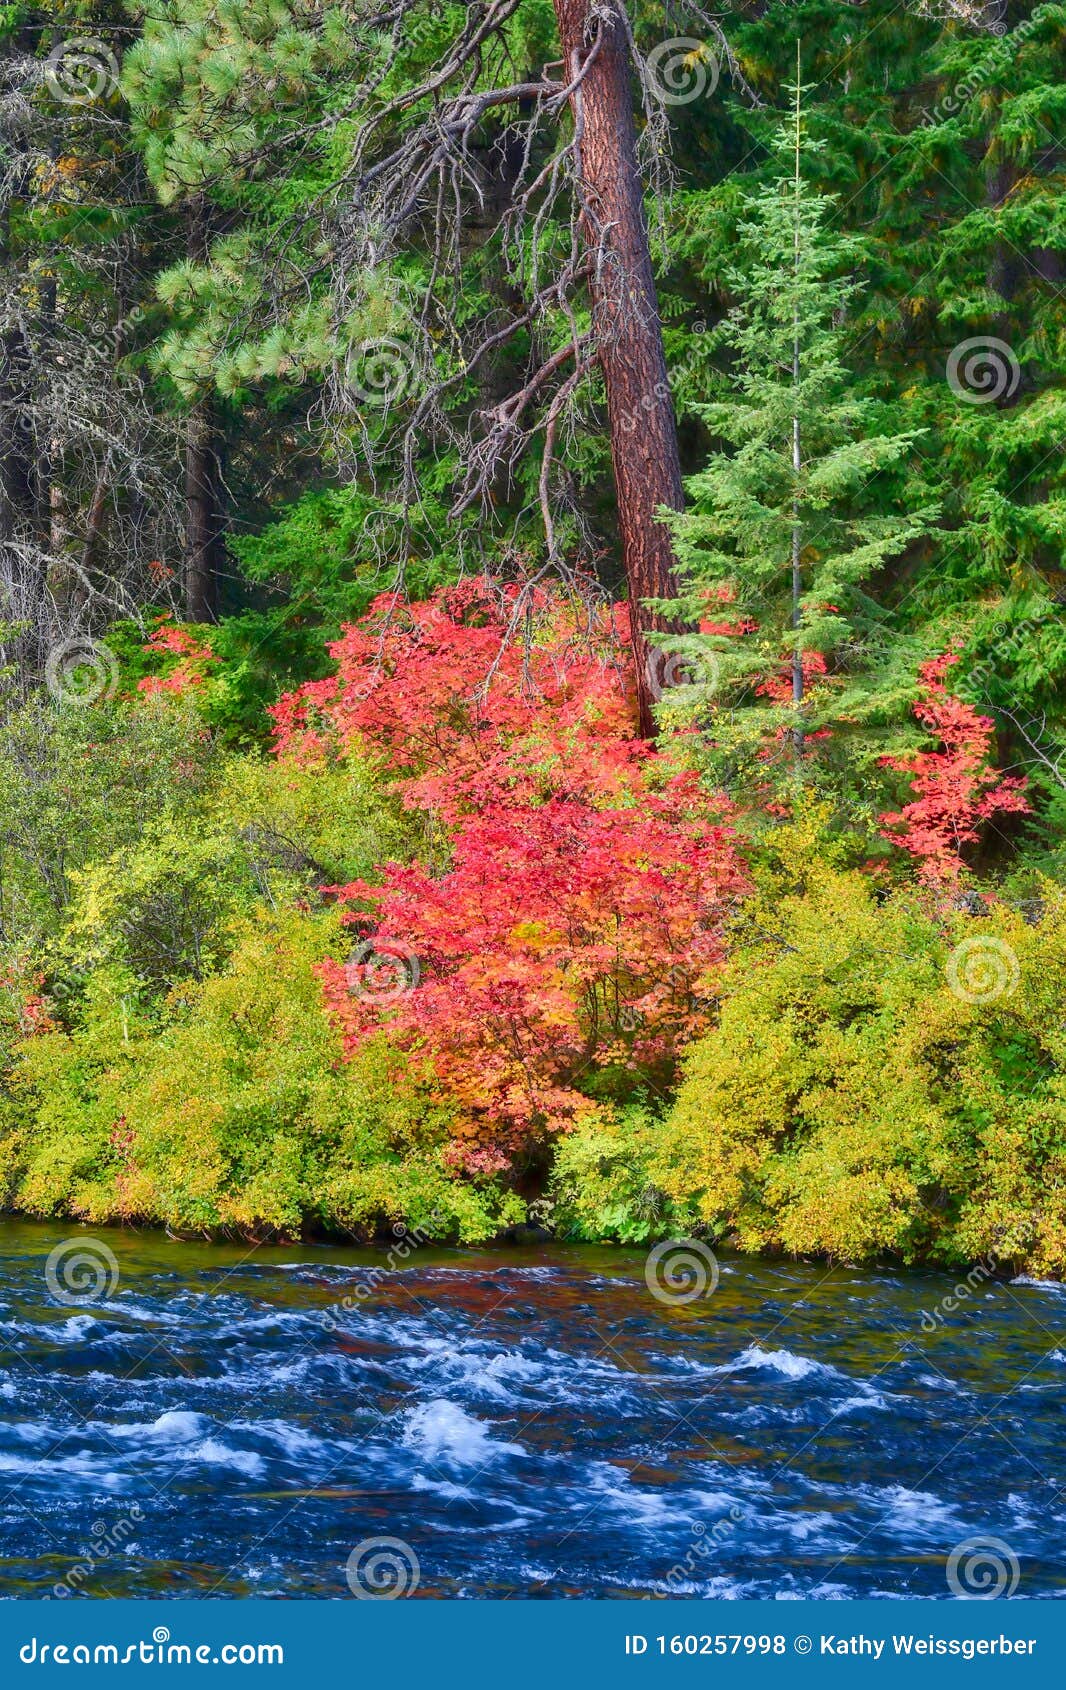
[[2, 585, 1066, 1274], [3, 1, 1066, 1272]]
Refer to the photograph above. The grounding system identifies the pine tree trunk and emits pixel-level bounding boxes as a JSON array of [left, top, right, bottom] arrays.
[[183, 196, 222, 622], [790, 61, 805, 758], [0, 317, 39, 624], [0, 179, 42, 652], [791, 411, 803, 757], [0, 29, 44, 665], [184, 400, 221, 622], [552, 0, 684, 736]]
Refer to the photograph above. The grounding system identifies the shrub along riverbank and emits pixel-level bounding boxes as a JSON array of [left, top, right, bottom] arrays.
[[1, 584, 1065, 1276]]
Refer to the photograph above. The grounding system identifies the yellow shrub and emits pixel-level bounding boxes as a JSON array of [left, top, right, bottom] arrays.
[[653, 857, 1066, 1272]]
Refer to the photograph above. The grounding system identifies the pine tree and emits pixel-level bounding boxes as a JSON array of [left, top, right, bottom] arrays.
[[123, 0, 727, 727]]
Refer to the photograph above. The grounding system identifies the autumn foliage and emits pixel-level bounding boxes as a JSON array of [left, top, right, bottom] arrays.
[[274, 581, 747, 1167], [137, 617, 218, 697], [271, 580, 644, 820], [879, 651, 1029, 886]]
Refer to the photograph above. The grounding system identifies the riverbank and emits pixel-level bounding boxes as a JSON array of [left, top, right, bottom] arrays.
[[6, 1204, 1060, 1298], [4, 862, 1066, 1279]]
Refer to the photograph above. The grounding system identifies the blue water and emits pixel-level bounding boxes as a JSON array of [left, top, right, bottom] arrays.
[[0, 1223, 1063, 1598]]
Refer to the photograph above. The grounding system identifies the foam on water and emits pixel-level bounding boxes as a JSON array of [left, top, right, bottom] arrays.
[[865, 1484, 963, 1541], [722, 1344, 827, 1380], [831, 1391, 890, 1414], [402, 1399, 527, 1468], [190, 1439, 265, 1477], [112, 1410, 206, 1442]]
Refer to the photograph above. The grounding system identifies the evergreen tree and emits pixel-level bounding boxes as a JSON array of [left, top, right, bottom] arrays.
[[661, 0, 1066, 811], [122, 1, 739, 728], [657, 66, 939, 803]]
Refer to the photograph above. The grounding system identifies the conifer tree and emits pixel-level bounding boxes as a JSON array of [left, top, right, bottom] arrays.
[[122, 0, 744, 727], [657, 61, 939, 796], [660, 0, 1066, 800]]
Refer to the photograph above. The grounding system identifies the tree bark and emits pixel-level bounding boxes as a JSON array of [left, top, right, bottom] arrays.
[[0, 177, 42, 642], [183, 195, 223, 622], [184, 399, 221, 622], [0, 27, 44, 656], [0, 316, 39, 623], [553, 0, 684, 736]]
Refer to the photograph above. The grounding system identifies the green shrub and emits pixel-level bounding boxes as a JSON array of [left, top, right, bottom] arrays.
[[0, 695, 218, 954], [59, 750, 410, 999], [1, 908, 519, 1241], [550, 1105, 696, 1243], [650, 862, 1066, 1273]]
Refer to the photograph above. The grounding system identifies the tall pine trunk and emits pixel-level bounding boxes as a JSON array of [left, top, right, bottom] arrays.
[[552, 0, 683, 736], [0, 26, 43, 665], [0, 308, 39, 628], [183, 195, 222, 622]]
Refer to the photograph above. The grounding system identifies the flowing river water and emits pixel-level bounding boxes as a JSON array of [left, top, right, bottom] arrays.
[[0, 1221, 1062, 1599]]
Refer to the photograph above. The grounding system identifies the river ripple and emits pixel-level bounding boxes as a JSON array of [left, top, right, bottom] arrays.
[[0, 1223, 1061, 1598]]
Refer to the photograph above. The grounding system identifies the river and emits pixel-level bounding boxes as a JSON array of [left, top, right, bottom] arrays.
[[0, 1221, 1062, 1599]]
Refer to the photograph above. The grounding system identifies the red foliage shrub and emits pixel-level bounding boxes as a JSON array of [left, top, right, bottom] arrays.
[[271, 579, 644, 821], [321, 783, 745, 1163], [879, 651, 1029, 885], [137, 618, 218, 697], [274, 580, 748, 1164]]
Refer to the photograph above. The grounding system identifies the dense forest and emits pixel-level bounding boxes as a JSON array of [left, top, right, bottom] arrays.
[[2, 0, 1066, 1273]]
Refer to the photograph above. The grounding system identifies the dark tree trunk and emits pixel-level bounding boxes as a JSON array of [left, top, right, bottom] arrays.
[[0, 29, 44, 657], [184, 399, 221, 622], [183, 195, 223, 622], [553, 0, 684, 736], [0, 318, 39, 617], [0, 343, 43, 669], [38, 138, 61, 580], [0, 176, 43, 646]]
